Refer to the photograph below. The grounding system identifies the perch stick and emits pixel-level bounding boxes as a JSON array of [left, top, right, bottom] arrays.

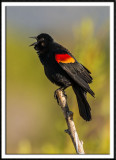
[[55, 89, 85, 154]]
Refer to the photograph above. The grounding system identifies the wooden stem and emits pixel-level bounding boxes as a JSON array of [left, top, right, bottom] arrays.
[[55, 89, 85, 154]]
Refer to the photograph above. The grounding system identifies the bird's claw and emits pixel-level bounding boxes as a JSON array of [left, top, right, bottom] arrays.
[[54, 88, 59, 99], [60, 88, 67, 98]]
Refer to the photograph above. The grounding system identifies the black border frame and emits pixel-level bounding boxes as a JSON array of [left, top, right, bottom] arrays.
[[1, 0, 115, 159]]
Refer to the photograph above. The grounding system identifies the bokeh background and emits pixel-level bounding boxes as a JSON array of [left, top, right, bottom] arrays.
[[6, 6, 110, 154]]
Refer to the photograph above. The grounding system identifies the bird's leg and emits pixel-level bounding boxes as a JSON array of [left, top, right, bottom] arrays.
[[54, 87, 68, 106], [60, 87, 67, 97], [54, 87, 67, 99]]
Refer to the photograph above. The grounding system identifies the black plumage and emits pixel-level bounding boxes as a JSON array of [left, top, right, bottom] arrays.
[[30, 33, 95, 121]]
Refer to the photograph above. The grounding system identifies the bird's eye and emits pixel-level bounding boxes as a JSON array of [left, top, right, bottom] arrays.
[[41, 41, 45, 47]]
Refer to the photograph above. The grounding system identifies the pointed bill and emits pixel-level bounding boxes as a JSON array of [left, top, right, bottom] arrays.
[[29, 36, 37, 39], [29, 42, 37, 47]]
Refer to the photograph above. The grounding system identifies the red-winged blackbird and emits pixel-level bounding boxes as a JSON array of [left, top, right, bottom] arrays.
[[30, 33, 95, 121]]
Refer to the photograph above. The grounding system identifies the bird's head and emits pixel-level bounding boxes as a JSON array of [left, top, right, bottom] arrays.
[[30, 33, 53, 54]]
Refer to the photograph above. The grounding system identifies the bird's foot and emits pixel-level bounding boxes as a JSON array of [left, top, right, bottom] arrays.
[[54, 87, 67, 99], [54, 88, 60, 99]]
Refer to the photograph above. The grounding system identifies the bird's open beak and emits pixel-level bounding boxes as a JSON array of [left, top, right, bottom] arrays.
[[29, 36, 37, 47], [29, 42, 38, 47], [29, 36, 37, 39]]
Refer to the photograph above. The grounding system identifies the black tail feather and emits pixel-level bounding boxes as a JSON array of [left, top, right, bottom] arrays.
[[72, 83, 92, 121]]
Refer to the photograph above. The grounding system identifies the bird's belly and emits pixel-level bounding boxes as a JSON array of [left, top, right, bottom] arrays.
[[44, 65, 71, 87]]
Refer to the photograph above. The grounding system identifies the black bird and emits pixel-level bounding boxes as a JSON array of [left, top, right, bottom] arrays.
[[30, 33, 95, 121]]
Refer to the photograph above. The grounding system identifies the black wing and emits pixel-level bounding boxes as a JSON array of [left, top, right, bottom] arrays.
[[59, 62, 94, 97], [53, 43, 94, 96]]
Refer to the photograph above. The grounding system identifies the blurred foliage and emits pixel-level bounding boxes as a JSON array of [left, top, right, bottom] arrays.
[[6, 18, 110, 154]]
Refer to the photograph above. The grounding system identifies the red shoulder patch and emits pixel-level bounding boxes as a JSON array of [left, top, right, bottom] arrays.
[[55, 54, 75, 63]]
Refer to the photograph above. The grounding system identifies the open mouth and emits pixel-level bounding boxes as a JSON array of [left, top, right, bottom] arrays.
[[29, 36, 37, 47], [29, 36, 40, 52], [29, 42, 37, 47]]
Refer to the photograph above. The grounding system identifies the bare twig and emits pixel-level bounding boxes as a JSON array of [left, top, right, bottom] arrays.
[[54, 89, 85, 154]]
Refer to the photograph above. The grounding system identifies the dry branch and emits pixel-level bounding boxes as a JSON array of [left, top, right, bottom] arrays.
[[55, 89, 85, 154]]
